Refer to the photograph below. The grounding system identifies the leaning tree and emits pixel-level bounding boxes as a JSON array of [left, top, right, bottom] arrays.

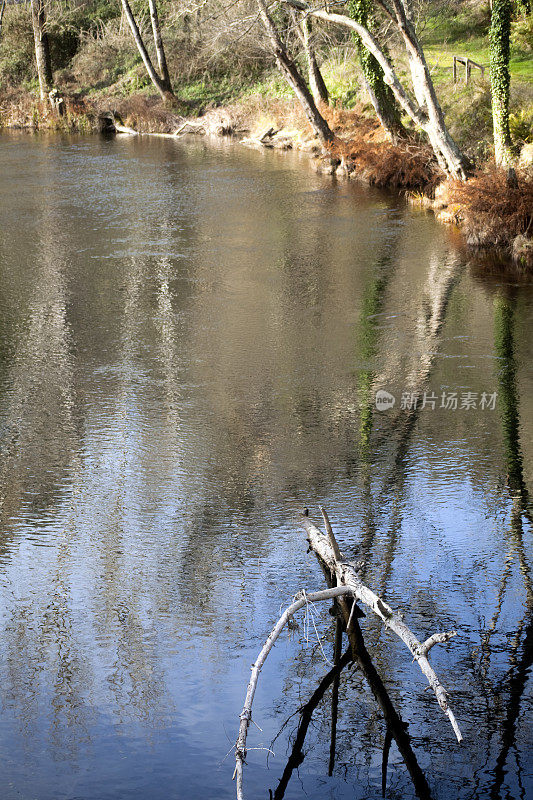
[[348, 0, 406, 140], [121, 0, 174, 102], [266, 0, 471, 178], [30, 0, 53, 101]]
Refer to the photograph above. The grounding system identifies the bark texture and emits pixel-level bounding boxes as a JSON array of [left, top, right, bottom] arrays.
[[30, 0, 53, 101], [148, 0, 172, 92], [298, 16, 329, 106]]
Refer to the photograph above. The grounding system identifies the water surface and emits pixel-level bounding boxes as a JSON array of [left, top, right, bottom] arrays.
[[0, 132, 532, 800]]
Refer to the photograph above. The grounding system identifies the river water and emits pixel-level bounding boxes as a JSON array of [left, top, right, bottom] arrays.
[[0, 132, 531, 800]]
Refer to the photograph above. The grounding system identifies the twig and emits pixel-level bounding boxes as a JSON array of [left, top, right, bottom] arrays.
[[419, 630, 457, 657], [234, 586, 355, 800]]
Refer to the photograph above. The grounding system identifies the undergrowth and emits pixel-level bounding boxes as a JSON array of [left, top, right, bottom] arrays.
[[325, 107, 441, 190], [447, 166, 533, 246]]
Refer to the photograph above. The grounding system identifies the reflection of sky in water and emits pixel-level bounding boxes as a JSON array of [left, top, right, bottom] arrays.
[[0, 132, 531, 799]]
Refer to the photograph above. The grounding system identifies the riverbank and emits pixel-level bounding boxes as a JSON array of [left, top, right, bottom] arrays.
[[2, 87, 532, 270]]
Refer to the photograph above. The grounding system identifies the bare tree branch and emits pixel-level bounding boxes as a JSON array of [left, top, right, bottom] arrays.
[[300, 512, 463, 742], [234, 586, 355, 800]]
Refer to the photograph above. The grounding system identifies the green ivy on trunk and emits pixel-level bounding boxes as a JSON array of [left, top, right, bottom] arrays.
[[490, 0, 514, 164], [348, 0, 405, 139]]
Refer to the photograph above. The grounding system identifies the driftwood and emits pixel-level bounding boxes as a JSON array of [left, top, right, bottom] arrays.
[[173, 120, 206, 136], [302, 508, 462, 742], [234, 509, 462, 800], [115, 121, 139, 135], [234, 585, 355, 800], [99, 112, 233, 138]]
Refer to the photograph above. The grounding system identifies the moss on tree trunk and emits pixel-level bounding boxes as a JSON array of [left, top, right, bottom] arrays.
[[490, 0, 513, 165], [348, 0, 405, 140]]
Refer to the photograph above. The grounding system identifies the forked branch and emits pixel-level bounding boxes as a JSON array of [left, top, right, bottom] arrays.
[[234, 511, 463, 799], [300, 511, 463, 742]]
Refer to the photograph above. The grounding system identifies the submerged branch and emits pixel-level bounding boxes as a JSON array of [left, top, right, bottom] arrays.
[[234, 585, 355, 800], [299, 512, 463, 742]]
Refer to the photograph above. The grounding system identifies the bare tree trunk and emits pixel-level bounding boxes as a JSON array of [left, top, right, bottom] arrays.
[[387, 0, 471, 177], [297, 15, 329, 106], [120, 0, 174, 102], [256, 0, 334, 145], [30, 0, 53, 101], [148, 0, 172, 93], [280, 0, 471, 178]]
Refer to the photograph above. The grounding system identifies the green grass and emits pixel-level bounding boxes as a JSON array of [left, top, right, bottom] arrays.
[[422, 7, 491, 45], [176, 71, 287, 111], [425, 38, 533, 86]]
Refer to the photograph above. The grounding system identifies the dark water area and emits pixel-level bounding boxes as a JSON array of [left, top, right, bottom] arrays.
[[0, 131, 532, 800]]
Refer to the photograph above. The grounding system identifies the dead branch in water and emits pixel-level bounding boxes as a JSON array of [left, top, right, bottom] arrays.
[[300, 509, 462, 743], [234, 509, 462, 799], [234, 585, 355, 800]]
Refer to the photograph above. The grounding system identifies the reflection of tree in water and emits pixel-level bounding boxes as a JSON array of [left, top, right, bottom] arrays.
[[0, 210, 79, 549], [493, 293, 531, 511], [0, 201, 193, 751], [85, 249, 181, 725], [0, 200, 92, 760], [271, 618, 434, 800], [356, 231, 461, 494], [353, 242, 464, 600], [266, 235, 467, 799], [361, 274, 532, 800], [172, 193, 405, 625], [345, 249, 466, 779], [473, 288, 533, 800]]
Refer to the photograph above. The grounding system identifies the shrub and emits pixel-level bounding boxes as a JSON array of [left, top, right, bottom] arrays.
[[0, 4, 35, 87], [509, 105, 533, 144], [320, 48, 361, 108], [447, 166, 533, 247], [70, 23, 140, 90]]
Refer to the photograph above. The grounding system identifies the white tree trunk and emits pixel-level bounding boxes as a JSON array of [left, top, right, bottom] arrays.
[[121, 0, 174, 102], [281, 0, 470, 178], [148, 0, 172, 92]]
